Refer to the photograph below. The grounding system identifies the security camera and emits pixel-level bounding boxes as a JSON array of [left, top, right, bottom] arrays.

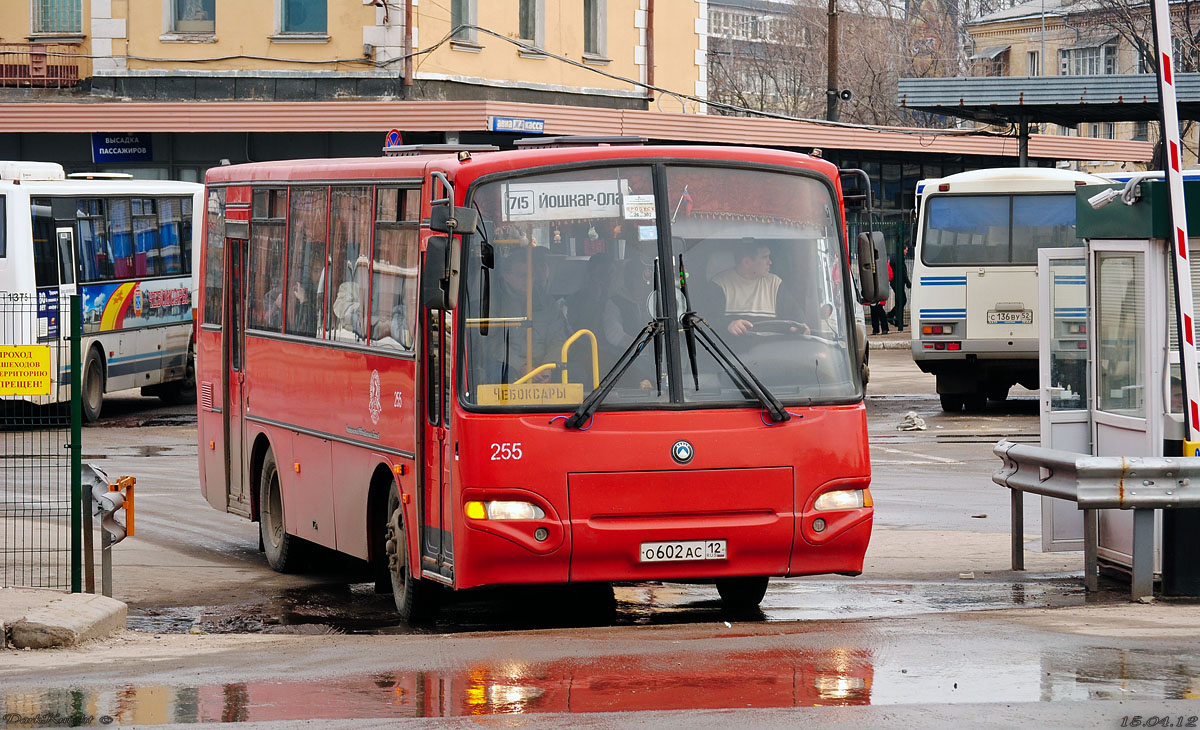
[[1088, 187, 1120, 210]]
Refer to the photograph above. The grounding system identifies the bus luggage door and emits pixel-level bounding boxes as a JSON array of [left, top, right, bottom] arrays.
[[1090, 239, 1163, 570], [225, 237, 250, 514], [1038, 248, 1089, 551]]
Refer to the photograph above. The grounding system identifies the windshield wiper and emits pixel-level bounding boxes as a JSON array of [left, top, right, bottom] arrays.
[[677, 254, 790, 423], [564, 318, 664, 429]]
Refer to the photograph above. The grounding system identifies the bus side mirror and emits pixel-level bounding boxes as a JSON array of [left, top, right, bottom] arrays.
[[856, 231, 891, 305], [422, 235, 461, 310], [430, 205, 479, 236]]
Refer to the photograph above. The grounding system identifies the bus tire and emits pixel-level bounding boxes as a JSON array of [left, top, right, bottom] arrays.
[[81, 348, 104, 423], [259, 449, 300, 573], [939, 393, 964, 412], [716, 576, 769, 612], [964, 394, 987, 412], [385, 488, 439, 623]]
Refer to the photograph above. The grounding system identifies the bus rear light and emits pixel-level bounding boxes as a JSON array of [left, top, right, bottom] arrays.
[[934, 342, 945, 350], [938, 183, 950, 191], [465, 500, 545, 521], [1078, 341, 1088, 349], [947, 342, 961, 351], [1068, 323, 1088, 334], [814, 489, 866, 511], [922, 325, 945, 335]]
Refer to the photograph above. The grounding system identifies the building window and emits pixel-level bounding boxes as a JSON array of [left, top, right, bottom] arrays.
[[1028, 50, 1040, 76], [518, 0, 544, 49], [1059, 42, 1117, 75], [172, 0, 215, 33], [584, 0, 607, 58], [281, 0, 326, 34], [1134, 121, 1149, 141], [33, 0, 81, 34], [451, 0, 478, 43]]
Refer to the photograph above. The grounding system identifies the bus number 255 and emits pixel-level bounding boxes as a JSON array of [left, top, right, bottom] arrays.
[[490, 442, 523, 460]]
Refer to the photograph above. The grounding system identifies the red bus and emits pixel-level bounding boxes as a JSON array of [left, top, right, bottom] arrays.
[[197, 140, 877, 621]]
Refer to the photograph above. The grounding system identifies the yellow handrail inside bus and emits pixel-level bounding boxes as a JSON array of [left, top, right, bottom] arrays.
[[514, 362, 557, 384], [560, 328, 600, 390]]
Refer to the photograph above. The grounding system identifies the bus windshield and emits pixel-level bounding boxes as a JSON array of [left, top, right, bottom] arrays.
[[921, 193, 1082, 266], [460, 163, 858, 411]]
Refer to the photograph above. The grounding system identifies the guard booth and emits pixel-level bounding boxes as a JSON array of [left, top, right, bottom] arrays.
[[1034, 174, 1200, 595]]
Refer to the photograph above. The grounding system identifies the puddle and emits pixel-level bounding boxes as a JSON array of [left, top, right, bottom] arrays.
[[126, 576, 1097, 638], [4, 643, 1197, 724]]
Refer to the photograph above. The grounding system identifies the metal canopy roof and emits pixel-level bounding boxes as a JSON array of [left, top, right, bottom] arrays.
[[898, 73, 1200, 126]]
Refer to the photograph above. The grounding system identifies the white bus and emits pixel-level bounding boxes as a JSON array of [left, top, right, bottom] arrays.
[[910, 167, 1107, 411], [0, 161, 203, 421]]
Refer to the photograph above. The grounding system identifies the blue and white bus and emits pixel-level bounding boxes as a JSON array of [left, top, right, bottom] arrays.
[[910, 167, 1107, 411], [0, 161, 203, 421]]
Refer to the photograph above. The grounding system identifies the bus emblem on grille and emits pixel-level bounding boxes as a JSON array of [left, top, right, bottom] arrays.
[[671, 440, 694, 464]]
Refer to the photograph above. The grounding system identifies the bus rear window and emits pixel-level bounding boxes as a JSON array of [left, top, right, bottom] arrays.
[[922, 193, 1081, 266]]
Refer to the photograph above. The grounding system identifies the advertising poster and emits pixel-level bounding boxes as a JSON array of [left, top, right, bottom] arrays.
[[81, 277, 191, 333]]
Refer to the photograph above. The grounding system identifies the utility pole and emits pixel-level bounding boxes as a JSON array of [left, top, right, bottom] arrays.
[[827, 0, 839, 121]]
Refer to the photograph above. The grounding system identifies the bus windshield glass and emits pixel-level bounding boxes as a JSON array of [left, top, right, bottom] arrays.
[[921, 193, 1082, 266], [460, 164, 858, 410]]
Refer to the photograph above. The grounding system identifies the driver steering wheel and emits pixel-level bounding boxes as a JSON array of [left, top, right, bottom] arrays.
[[743, 319, 808, 335]]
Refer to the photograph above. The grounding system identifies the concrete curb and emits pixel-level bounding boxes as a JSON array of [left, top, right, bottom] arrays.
[[869, 339, 912, 351], [7, 592, 127, 649]]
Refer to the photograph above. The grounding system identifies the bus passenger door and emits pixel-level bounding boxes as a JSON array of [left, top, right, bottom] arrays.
[[225, 238, 249, 513], [421, 308, 453, 579]]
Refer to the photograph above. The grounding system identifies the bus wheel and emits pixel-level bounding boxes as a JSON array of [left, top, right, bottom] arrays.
[[964, 394, 987, 412], [82, 349, 104, 423], [716, 576, 769, 613], [939, 393, 964, 412], [259, 450, 299, 572], [385, 489, 439, 623]]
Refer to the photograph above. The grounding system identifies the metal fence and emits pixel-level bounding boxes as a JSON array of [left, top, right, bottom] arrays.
[[1, 292, 80, 591]]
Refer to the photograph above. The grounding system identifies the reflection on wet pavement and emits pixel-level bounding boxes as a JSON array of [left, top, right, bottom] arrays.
[[4, 644, 1198, 724]]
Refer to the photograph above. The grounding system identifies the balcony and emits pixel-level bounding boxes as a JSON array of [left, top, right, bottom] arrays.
[[0, 43, 89, 88]]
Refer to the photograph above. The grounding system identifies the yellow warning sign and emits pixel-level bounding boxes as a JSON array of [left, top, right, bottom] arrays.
[[0, 345, 53, 395], [477, 382, 585, 406]]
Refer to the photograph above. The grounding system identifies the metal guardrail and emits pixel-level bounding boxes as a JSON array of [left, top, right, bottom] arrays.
[[993, 439, 1200, 600]]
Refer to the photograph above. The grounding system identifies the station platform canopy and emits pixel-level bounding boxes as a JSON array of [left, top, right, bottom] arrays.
[[898, 73, 1200, 126]]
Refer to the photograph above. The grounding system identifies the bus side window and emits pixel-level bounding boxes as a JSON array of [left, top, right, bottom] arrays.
[[371, 187, 419, 351], [157, 197, 182, 275], [109, 198, 134, 279], [0, 196, 6, 258], [133, 197, 161, 277], [203, 188, 226, 326], [77, 198, 111, 282]]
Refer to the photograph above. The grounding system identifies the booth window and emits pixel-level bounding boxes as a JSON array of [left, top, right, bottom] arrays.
[[34, 0, 81, 34], [172, 0, 215, 33], [281, 0, 326, 34]]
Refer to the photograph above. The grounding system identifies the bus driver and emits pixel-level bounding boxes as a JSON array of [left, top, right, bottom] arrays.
[[711, 239, 809, 336]]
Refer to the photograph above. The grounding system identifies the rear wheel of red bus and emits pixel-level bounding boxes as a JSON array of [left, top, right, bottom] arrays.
[[385, 489, 440, 623], [259, 449, 302, 572], [716, 576, 770, 613]]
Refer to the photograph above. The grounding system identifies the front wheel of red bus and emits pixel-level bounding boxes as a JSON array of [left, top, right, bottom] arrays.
[[385, 489, 440, 623], [716, 576, 770, 614], [259, 450, 303, 572]]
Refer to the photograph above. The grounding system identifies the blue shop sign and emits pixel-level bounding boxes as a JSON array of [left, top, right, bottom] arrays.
[[489, 117, 545, 134], [92, 133, 153, 163]]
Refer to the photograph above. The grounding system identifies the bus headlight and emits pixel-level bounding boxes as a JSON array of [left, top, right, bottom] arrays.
[[465, 500, 546, 520], [814, 489, 870, 511]]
